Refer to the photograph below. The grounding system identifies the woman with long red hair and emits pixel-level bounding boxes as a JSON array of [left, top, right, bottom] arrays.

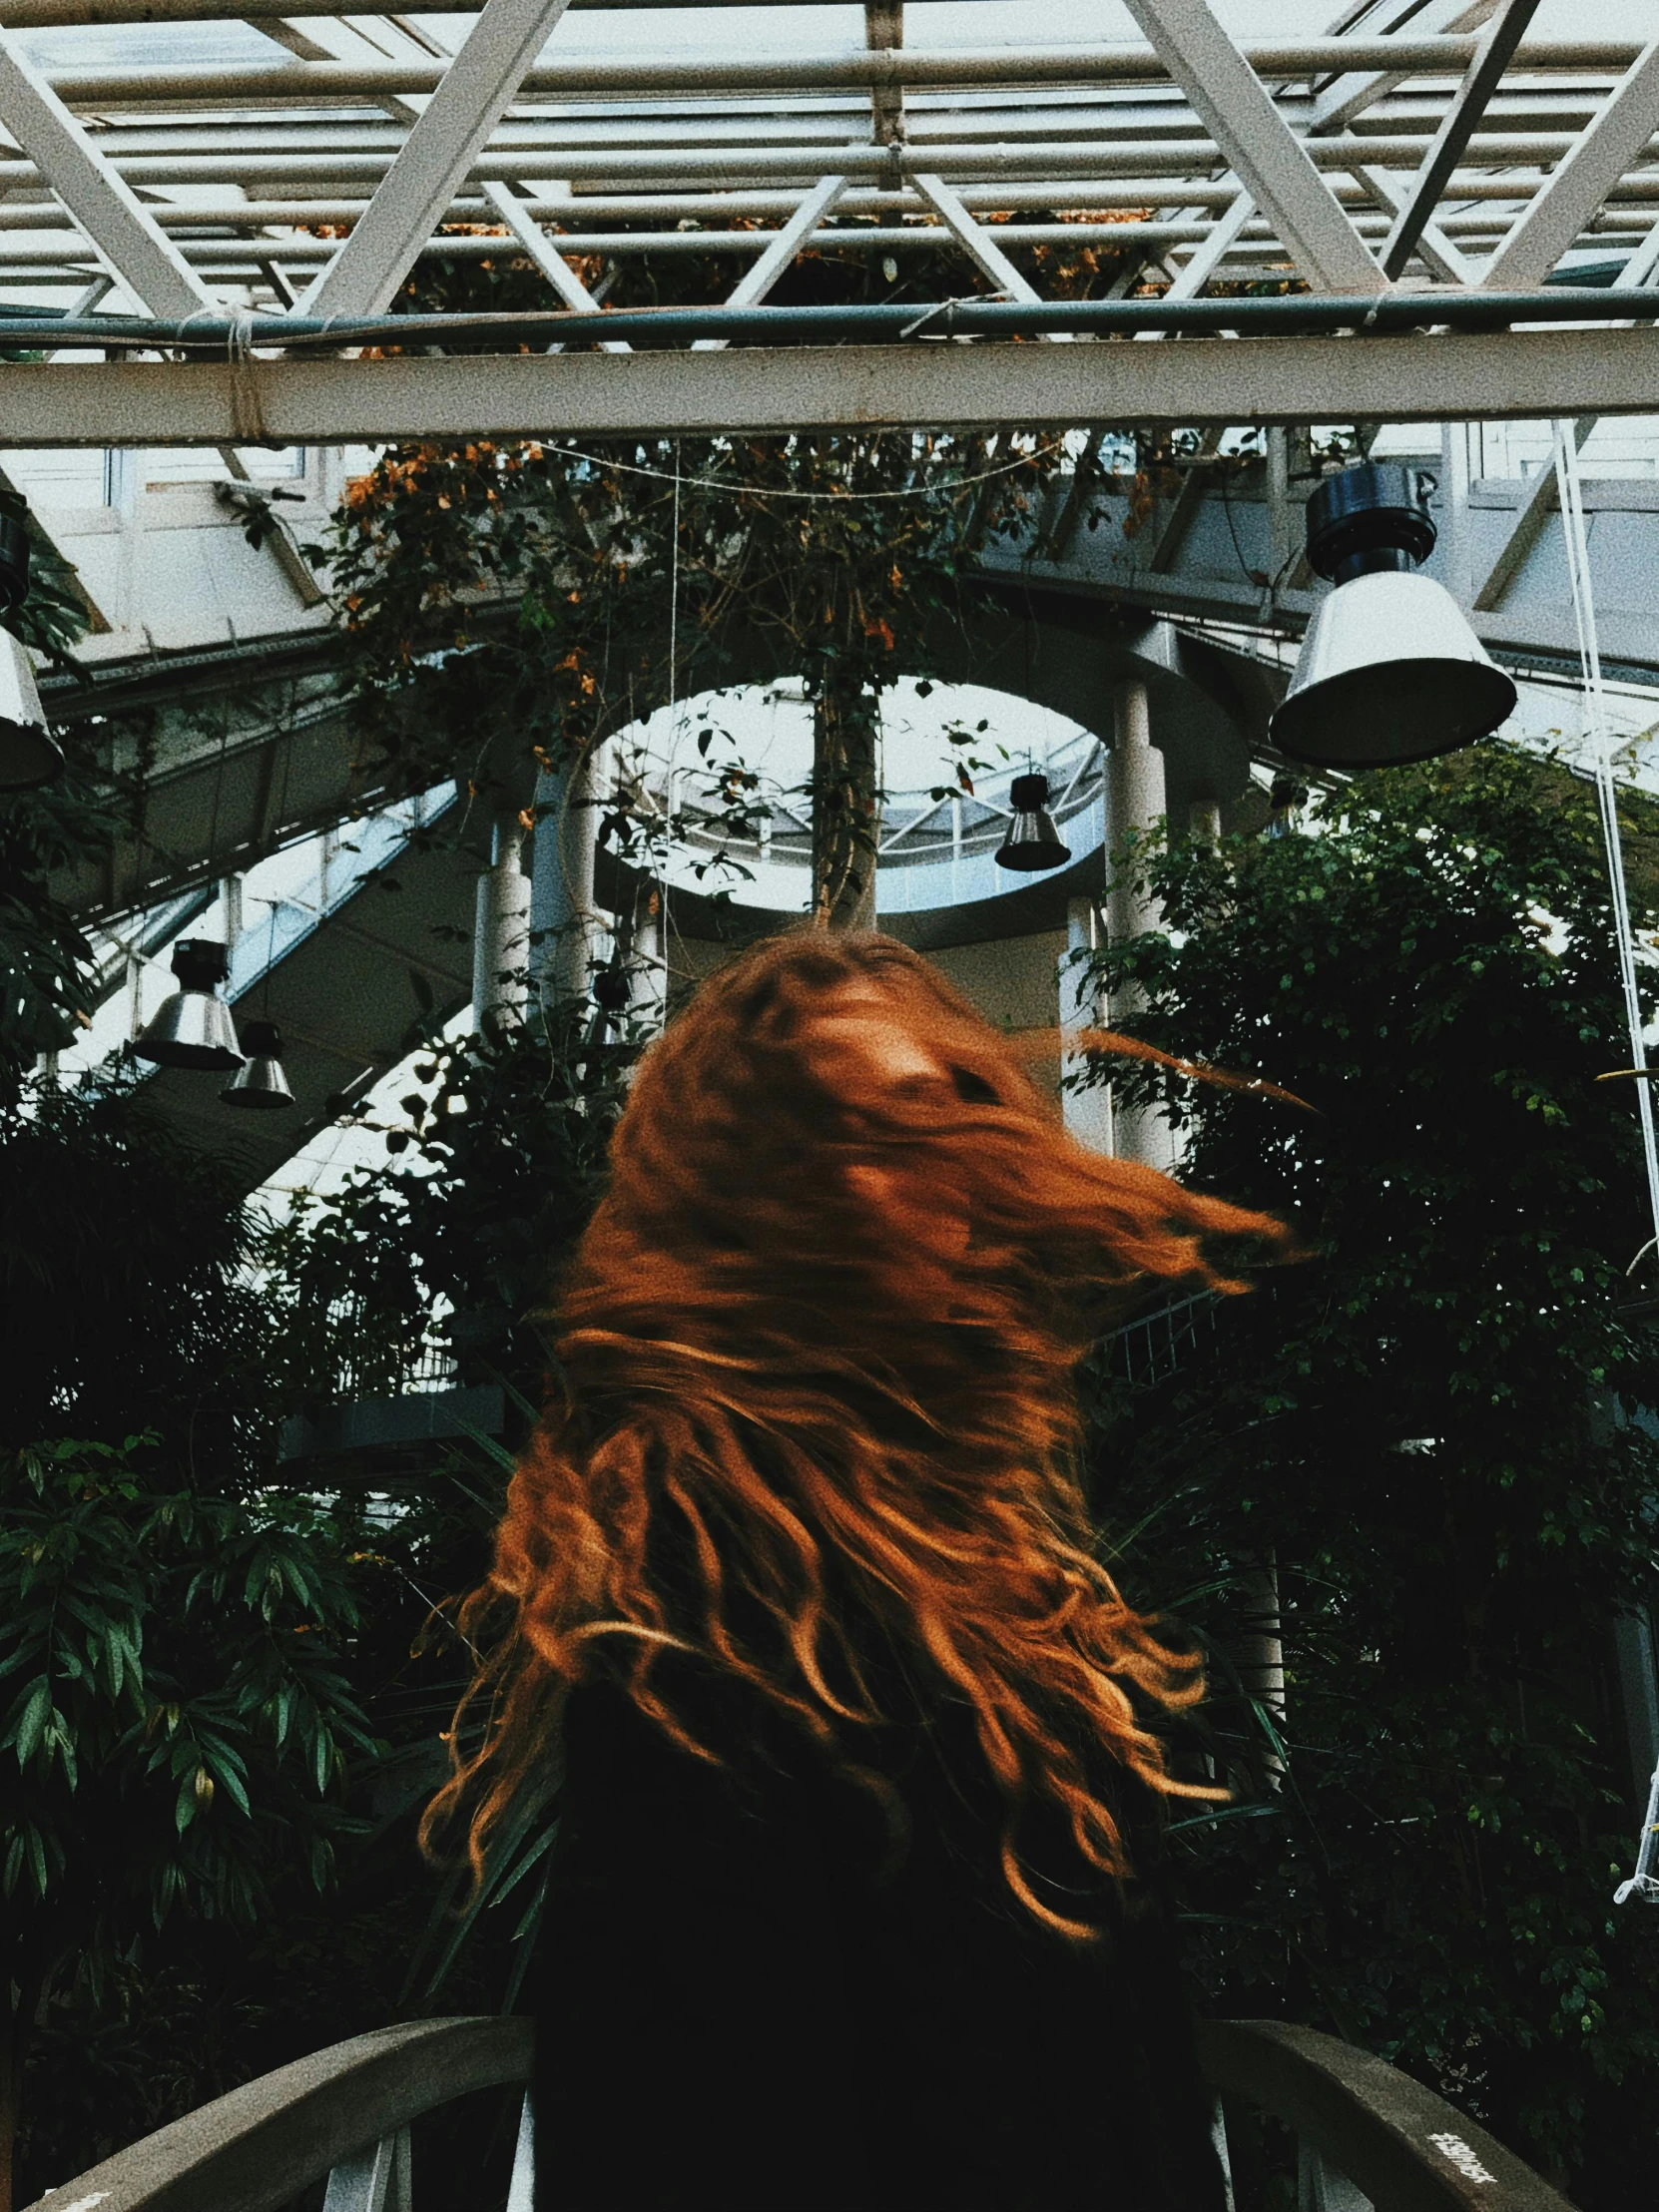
[[428, 929, 1284, 2210]]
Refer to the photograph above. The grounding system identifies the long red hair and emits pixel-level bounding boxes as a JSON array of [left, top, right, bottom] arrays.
[[427, 929, 1286, 1936]]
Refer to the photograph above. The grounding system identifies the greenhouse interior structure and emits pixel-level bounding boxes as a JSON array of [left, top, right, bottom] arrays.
[[6, 0, 1659, 2205]]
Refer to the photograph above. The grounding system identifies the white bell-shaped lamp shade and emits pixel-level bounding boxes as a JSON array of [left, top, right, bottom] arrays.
[[1272, 461, 1518, 771], [135, 938, 245, 1072], [0, 629, 60, 790], [1272, 571, 1518, 771]]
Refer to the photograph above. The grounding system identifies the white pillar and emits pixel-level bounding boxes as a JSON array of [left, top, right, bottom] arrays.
[[1061, 892, 1113, 1155], [1439, 419, 1473, 606], [472, 813, 532, 1030], [1104, 678, 1172, 1171], [1236, 1553, 1287, 1786], [1188, 795, 1222, 846], [529, 744, 606, 1008], [627, 888, 667, 1037]]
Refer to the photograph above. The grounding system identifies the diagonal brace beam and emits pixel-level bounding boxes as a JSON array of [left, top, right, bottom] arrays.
[[1471, 241, 1659, 610], [693, 174, 848, 350], [297, 0, 573, 319], [1354, 164, 1475, 284], [1165, 183, 1255, 298], [0, 27, 214, 318], [1119, 0, 1384, 293], [1382, 0, 1540, 277], [911, 171, 1073, 342], [1482, 35, 1659, 290], [481, 179, 629, 349], [1308, 0, 1499, 136]]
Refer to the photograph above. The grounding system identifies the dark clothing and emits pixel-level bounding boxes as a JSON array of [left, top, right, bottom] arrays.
[[531, 1657, 1227, 2212]]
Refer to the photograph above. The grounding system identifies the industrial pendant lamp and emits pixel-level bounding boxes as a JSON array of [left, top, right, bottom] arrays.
[[0, 494, 60, 792], [1270, 462, 1517, 771], [995, 772, 1071, 872], [221, 1018, 293, 1108], [134, 938, 245, 1072]]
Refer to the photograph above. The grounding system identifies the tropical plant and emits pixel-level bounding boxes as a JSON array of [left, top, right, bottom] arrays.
[[0, 1434, 377, 2212], [1077, 746, 1659, 2206]]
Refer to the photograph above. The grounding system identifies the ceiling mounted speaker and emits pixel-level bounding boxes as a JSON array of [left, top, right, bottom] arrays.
[[1271, 463, 1517, 771]]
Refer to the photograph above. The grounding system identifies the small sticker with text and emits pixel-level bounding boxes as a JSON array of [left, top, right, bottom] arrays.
[[1427, 2132, 1497, 2185]]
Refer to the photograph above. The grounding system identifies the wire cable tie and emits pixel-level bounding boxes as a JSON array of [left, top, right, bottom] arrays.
[[899, 289, 1007, 341]]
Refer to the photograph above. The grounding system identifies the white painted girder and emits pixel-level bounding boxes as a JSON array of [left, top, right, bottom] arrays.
[[1118, 0, 1385, 293], [5, 327, 1659, 448], [0, 28, 215, 317], [297, 0, 576, 316], [1483, 35, 1659, 289]]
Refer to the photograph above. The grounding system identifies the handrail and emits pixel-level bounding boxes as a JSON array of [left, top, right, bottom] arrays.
[[21, 2016, 531, 2212], [1199, 2020, 1577, 2212], [25, 2013, 1574, 2212]]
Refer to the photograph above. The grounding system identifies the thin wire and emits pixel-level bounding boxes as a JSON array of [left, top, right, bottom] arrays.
[[661, 446, 681, 995], [1553, 419, 1659, 1267], [538, 440, 1046, 504]]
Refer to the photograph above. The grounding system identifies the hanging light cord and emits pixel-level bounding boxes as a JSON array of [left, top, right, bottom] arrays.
[[1558, 421, 1659, 1909]]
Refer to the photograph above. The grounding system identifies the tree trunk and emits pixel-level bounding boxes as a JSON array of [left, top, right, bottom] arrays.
[[811, 685, 882, 931]]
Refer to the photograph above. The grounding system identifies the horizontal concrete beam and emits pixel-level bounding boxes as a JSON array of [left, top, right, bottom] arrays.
[[6, 327, 1658, 447]]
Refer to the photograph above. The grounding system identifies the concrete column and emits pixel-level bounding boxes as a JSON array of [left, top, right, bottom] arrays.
[[1266, 424, 1293, 587], [472, 812, 532, 1030], [1188, 795, 1222, 846], [1104, 678, 1172, 1171], [627, 888, 667, 1037], [529, 744, 606, 1008], [1236, 1554, 1287, 1785], [1439, 419, 1473, 606], [1061, 892, 1113, 1155]]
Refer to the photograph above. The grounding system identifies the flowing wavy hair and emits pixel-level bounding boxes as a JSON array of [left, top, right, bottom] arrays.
[[426, 929, 1288, 1936]]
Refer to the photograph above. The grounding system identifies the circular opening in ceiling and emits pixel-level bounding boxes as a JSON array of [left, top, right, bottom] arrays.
[[615, 679, 1104, 915]]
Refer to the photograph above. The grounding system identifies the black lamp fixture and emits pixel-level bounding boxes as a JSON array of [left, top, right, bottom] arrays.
[[0, 491, 60, 793], [1270, 462, 1518, 771], [592, 963, 632, 1014], [134, 939, 245, 1072], [994, 771, 1072, 873], [221, 1018, 294, 1109]]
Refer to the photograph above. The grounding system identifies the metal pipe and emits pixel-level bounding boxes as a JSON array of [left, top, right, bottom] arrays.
[[0, 131, 1604, 196], [8, 284, 1650, 351], [0, 164, 1622, 238], [38, 38, 1642, 110], [0, 208, 1638, 275]]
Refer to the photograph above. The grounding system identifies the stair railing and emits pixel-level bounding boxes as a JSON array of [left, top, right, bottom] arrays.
[[24, 2014, 1575, 2212]]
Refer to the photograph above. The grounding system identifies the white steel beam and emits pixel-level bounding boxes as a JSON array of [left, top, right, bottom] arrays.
[[1482, 36, 1659, 290], [1164, 184, 1255, 297], [34, 34, 1635, 107], [0, 28, 215, 316], [910, 172, 1043, 304], [1352, 164, 1475, 283], [692, 174, 848, 349], [1118, 0, 1385, 293], [296, 0, 574, 318], [1470, 240, 1659, 610], [1380, 0, 1539, 277], [479, 179, 629, 347], [1471, 415, 1592, 610], [1309, 0, 1498, 136], [10, 326, 1659, 447]]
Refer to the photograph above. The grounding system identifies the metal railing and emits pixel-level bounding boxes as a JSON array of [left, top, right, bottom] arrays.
[[23, 2014, 1576, 2212]]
